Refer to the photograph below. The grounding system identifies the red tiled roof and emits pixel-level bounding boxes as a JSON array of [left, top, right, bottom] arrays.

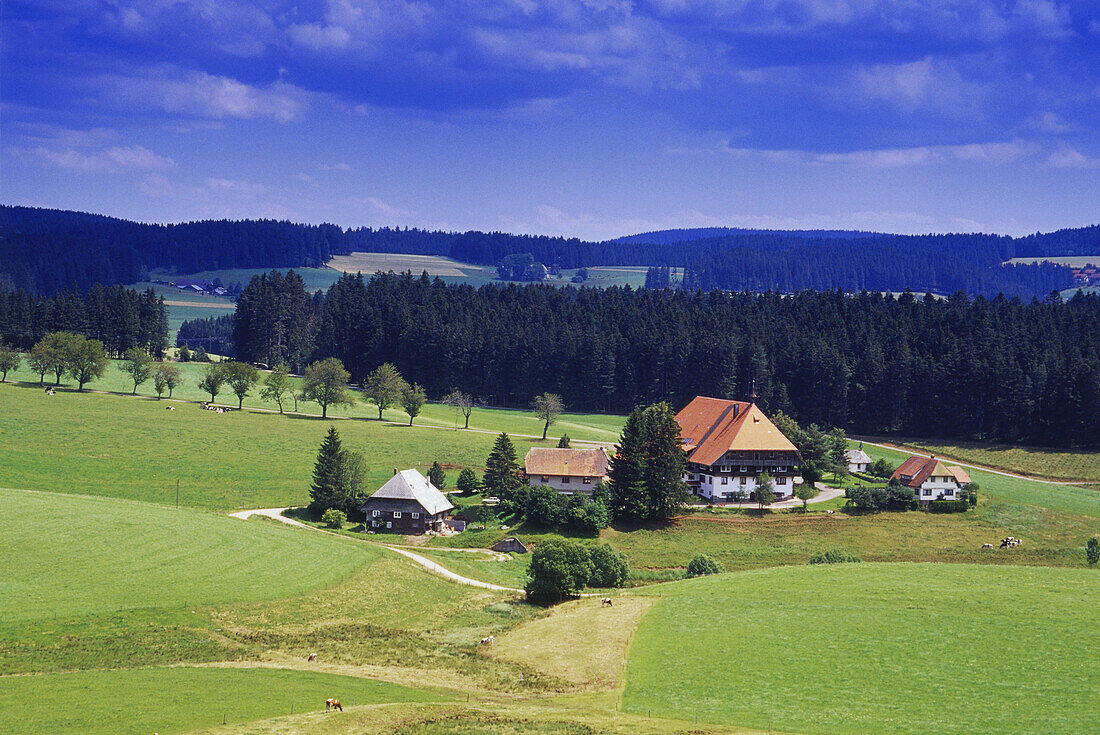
[[524, 447, 609, 477], [674, 396, 799, 467], [891, 455, 969, 489]]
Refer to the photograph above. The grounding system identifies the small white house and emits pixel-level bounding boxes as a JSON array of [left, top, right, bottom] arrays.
[[845, 448, 872, 473], [892, 455, 970, 505]]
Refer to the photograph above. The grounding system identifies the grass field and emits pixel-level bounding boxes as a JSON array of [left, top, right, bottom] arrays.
[[1005, 255, 1100, 266], [147, 267, 344, 293], [869, 438, 1100, 483], [0, 666, 442, 735], [0, 377, 620, 509], [0, 488, 375, 622], [413, 548, 532, 589], [623, 563, 1100, 735], [3, 357, 624, 442], [859, 441, 1100, 518]]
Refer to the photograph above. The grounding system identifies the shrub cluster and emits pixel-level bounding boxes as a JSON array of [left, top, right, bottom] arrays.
[[321, 508, 347, 529], [844, 481, 918, 511], [525, 537, 628, 604], [523, 485, 611, 534], [928, 500, 970, 513], [808, 549, 861, 564], [686, 554, 724, 577]]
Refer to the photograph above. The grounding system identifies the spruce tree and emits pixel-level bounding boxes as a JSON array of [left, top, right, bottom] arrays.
[[483, 432, 521, 498], [428, 461, 446, 490], [609, 403, 687, 524], [310, 426, 344, 514], [608, 407, 650, 523]]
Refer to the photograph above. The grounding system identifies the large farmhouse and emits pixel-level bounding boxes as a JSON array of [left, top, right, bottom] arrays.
[[891, 456, 970, 505], [524, 447, 609, 495], [362, 469, 454, 534], [675, 396, 803, 501]]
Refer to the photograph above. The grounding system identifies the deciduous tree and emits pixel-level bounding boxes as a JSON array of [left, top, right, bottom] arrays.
[[224, 360, 260, 409], [756, 471, 777, 511], [531, 392, 564, 440], [260, 363, 293, 414], [364, 362, 408, 420], [197, 363, 227, 403], [793, 482, 820, 511], [0, 345, 20, 382], [64, 335, 108, 391], [442, 389, 478, 429], [302, 358, 354, 419], [402, 383, 427, 425], [155, 363, 182, 399], [524, 536, 593, 605], [119, 347, 154, 395]]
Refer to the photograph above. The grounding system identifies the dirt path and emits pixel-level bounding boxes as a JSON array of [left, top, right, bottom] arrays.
[[229, 508, 522, 592], [854, 438, 1078, 486]]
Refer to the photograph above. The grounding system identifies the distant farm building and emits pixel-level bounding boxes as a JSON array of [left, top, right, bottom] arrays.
[[524, 447, 609, 495], [362, 469, 454, 534], [491, 537, 529, 554], [675, 395, 803, 501], [891, 456, 970, 505], [845, 448, 872, 473]]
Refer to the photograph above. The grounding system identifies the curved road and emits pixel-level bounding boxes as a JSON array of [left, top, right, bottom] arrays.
[[229, 507, 523, 593], [855, 439, 1078, 486]]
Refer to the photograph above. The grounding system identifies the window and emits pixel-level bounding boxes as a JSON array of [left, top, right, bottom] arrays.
[[386, 521, 392, 529], [394, 512, 402, 518], [372, 520, 378, 527], [708, 476, 713, 484], [740, 466, 748, 473], [541, 476, 549, 482], [740, 476, 746, 485], [721, 477, 728, 484], [923, 489, 932, 496], [372, 510, 380, 517], [777, 476, 786, 485], [583, 477, 592, 484], [561, 476, 570, 484], [411, 512, 419, 519], [720, 465, 731, 473]]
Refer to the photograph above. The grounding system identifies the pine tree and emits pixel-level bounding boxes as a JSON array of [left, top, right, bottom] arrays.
[[608, 407, 651, 523], [310, 426, 344, 514], [483, 432, 522, 498], [428, 461, 446, 490]]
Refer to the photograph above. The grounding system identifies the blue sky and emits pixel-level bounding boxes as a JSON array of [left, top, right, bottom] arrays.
[[2, 0, 1098, 240]]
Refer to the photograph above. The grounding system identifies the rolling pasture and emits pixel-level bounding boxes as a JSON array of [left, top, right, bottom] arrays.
[[872, 438, 1100, 483], [0, 667, 441, 735], [0, 375, 621, 509], [623, 563, 1100, 734]]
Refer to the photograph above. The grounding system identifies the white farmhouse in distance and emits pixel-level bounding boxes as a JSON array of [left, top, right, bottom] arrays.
[[891, 455, 970, 506], [845, 447, 872, 473], [524, 447, 609, 495]]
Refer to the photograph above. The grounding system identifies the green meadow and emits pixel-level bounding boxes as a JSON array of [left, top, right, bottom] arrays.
[[624, 563, 1100, 735], [0, 666, 442, 735], [0, 377, 619, 509], [0, 488, 375, 622]]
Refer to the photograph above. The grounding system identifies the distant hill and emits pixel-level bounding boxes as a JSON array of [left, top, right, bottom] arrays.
[[612, 227, 882, 245], [1, 205, 1096, 298]]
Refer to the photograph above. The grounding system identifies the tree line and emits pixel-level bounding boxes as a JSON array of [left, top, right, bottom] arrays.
[[4, 205, 1095, 297], [0, 283, 169, 357], [228, 270, 1100, 448]]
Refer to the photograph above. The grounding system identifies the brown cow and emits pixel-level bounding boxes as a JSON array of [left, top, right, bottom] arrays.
[[307, 652, 317, 662], [601, 598, 613, 607], [326, 698, 342, 712]]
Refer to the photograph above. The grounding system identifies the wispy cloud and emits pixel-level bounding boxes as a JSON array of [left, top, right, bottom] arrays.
[[10, 145, 175, 174], [319, 162, 353, 171], [709, 140, 1039, 167]]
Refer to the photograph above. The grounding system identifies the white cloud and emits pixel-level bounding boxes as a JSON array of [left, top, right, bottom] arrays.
[[1047, 146, 1100, 169], [319, 162, 354, 171], [850, 57, 983, 114], [10, 145, 175, 174], [98, 69, 311, 122], [713, 140, 1037, 167], [287, 23, 352, 51]]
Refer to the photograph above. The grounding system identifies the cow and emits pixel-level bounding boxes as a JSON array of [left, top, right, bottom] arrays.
[[981, 543, 994, 549], [326, 698, 342, 712], [307, 652, 317, 662], [826, 509, 835, 515], [166, 406, 175, 411], [601, 598, 613, 607], [480, 635, 494, 645]]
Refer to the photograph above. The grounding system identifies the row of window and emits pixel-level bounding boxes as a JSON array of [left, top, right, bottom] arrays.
[[689, 474, 788, 485], [371, 510, 420, 519], [537, 476, 594, 484]]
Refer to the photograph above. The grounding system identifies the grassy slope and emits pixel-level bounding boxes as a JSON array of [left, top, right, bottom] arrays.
[[0, 667, 441, 735], [867, 438, 1100, 483], [0, 488, 375, 622], [412, 549, 532, 589], [0, 380, 616, 509], [4, 358, 624, 442], [624, 563, 1100, 735], [859, 441, 1100, 518]]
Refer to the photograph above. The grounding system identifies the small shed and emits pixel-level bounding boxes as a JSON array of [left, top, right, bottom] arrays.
[[491, 537, 529, 554]]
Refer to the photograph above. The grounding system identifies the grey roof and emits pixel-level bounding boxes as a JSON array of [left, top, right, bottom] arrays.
[[368, 469, 454, 516], [845, 448, 872, 464]]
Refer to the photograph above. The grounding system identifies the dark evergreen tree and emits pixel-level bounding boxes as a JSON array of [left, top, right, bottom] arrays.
[[310, 426, 344, 514]]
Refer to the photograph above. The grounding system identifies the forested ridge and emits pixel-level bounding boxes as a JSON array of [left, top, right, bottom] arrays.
[[3, 205, 1097, 298], [0, 284, 169, 357], [230, 271, 1100, 448]]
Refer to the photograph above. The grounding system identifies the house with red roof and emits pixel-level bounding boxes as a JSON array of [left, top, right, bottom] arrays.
[[891, 455, 971, 506], [674, 396, 803, 502], [524, 447, 610, 495]]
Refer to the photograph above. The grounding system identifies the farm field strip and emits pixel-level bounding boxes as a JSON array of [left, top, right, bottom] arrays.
[[623, 563, 1100, 735]]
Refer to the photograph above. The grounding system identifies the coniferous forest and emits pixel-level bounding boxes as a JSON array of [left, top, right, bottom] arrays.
[[3, 205, 1097, 298], [229, 271, 1100, 448]]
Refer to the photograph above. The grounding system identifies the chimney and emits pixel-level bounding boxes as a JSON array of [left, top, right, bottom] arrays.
[[393, 468, 399, 476], [748, 378, 758, 403]]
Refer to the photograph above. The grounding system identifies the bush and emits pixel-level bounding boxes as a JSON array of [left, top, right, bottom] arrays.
[[563, 494, 611, 534], [588, 543, 628, 587], [808, 549, 861, 564], [928, 499, 969, 513], [867, 458, 896, 479], [1086, 537, 1099, 566], [524, 536, 593, 605], [321, 508, 347, 529], [686, 554, 724, 577], [525, 485, 566, 528], [459, 504, 498, 524]]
